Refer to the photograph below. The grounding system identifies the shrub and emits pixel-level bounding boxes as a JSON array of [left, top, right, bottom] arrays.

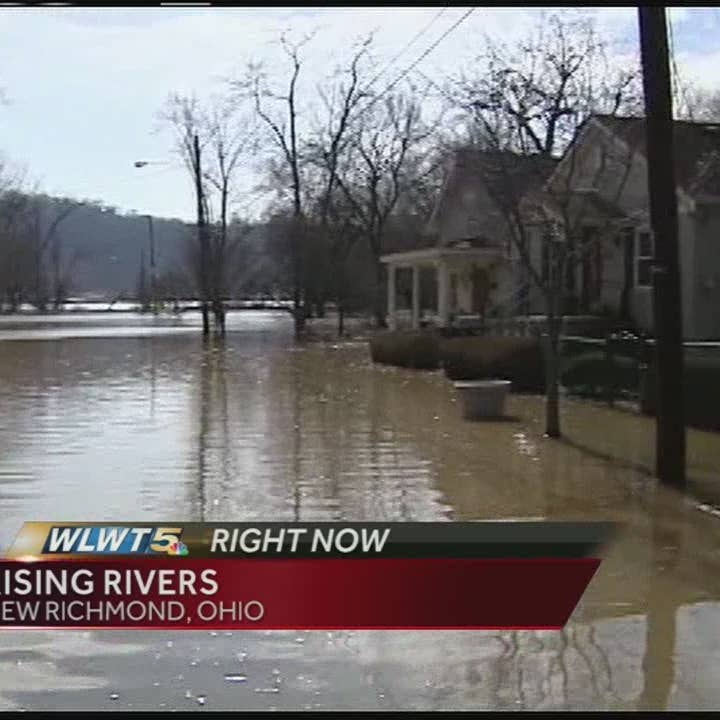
[[368, 331, 441, 370], [440, 335, 545, 392], [561, 352, 640, 397], [640, 357, 720, 431]]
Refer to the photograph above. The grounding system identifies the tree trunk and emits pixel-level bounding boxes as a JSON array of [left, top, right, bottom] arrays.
[[293, 302, 306, 336], [201, 302, 210, 336], [544, 311, 562, 438], [212, 299, 226, 337]]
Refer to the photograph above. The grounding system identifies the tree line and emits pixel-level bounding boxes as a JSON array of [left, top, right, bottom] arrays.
[[3, 11, 719, 332]]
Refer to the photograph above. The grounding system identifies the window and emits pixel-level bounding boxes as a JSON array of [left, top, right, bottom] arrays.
[[636, 229, 654, 287]]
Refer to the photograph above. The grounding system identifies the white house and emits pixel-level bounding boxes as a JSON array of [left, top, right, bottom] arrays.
[[382, 116, 720, 340], [380, 148, 556, 330]]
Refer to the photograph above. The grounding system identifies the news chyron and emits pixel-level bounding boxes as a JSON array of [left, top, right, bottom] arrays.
[[1, 521, 614, 631]]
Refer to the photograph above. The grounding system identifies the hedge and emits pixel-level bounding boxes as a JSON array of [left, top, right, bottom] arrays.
[[368, 332, 545, 390], [368, 331, 441, 370], [368, 330, 720, 432], [440, 336, 545, 392]]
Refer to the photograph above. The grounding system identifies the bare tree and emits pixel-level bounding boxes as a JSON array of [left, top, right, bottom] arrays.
[[448, 12, 642, 437], [26, 195, 77, 310], [334, 85, 438, 327], [49, 235, 86, 310], [161, 93, 213, 333], [162, 93, 253, 335], [679, 85, 720, 122], [238, 32, 315, 337], [301, 36, 375, 329], [0, 158, 31, 312], [203, 96, 255, 334]]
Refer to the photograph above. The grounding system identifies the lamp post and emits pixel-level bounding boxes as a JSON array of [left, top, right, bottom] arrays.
[[134, 160, 169, 315]]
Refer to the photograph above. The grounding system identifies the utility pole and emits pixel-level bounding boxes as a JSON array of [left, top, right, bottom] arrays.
[[638, 6, 686, 489], [193, 133, 210, 336]]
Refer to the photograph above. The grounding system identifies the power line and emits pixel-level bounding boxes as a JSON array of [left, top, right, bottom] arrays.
[[337, 7, 476, 148], [378, 7, 477, 99], [366, 7, 449, 91]]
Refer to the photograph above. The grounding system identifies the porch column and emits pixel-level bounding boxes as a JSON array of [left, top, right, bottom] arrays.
[[437, 259, 450, 328], [411, 265, 421, 330], [387, 263, 397, 330]]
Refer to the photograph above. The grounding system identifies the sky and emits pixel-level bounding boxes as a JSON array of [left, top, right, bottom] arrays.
[[1, 6, 720, 223]]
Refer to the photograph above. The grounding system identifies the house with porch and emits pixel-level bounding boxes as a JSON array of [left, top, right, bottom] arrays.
[[380, 147, 557, 331], [383, 115, 720, 340]]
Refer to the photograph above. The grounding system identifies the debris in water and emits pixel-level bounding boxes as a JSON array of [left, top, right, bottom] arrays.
[[196, 695, 207, 706], [224, 674, 247, 683]]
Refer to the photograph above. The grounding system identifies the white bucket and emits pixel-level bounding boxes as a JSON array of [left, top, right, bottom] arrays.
[[453, 380, 512, 420]]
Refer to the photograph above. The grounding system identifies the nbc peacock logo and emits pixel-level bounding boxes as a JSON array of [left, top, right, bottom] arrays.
[[168, 541, 189, 556]]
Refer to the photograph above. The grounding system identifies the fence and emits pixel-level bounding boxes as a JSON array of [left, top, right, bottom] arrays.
[[450, 314, 620, 338], [561, 332, 720, 409]]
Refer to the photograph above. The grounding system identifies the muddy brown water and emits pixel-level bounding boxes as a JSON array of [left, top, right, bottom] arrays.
[[1, 311, 720, 710]]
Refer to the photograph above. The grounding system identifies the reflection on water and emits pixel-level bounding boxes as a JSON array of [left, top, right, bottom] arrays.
[[1, 311, 720, 709]]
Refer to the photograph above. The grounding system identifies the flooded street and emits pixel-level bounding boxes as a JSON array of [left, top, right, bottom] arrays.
[[2, 311, 720, 710]]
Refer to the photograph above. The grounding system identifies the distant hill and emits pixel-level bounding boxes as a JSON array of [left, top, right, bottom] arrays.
[[32, 197, 285, 298], [48, 200, 192, 295]]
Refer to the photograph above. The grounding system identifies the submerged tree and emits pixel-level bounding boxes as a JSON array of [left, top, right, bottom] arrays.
[[161, 92, 254, 335], [238, 32, 314, 337]]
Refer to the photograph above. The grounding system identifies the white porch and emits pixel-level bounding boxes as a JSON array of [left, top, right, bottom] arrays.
[[380, 245, 502, 331]]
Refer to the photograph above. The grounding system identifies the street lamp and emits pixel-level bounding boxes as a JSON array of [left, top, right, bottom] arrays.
[[134, 159, 168, 314]]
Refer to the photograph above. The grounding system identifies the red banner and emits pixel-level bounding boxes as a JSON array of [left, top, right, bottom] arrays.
[[0, 558, 599, 630]]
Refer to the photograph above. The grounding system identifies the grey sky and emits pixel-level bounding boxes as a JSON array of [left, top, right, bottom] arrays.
[[1, 6, 718, 222]]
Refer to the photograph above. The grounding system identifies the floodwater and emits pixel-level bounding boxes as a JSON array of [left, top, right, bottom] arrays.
[[1, 311, 720, 710]]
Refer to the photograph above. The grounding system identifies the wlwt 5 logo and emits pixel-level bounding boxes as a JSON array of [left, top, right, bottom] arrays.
[[40, 526, 190, 556]]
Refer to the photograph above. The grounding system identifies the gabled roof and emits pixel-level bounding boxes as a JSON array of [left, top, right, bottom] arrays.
[[592, 114, 720, 198], [453, 147, 558, 200], [428, 146, 558, 231]]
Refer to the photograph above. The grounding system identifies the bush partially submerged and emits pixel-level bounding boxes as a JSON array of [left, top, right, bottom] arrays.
[[561, 352, 640, 397], [440, 336, 545, 392], [369, 331, 441, 370]]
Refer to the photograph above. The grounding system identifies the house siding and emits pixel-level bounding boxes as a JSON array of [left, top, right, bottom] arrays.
[[691, 204, 720, 339], [424, 125, 720, 338]]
